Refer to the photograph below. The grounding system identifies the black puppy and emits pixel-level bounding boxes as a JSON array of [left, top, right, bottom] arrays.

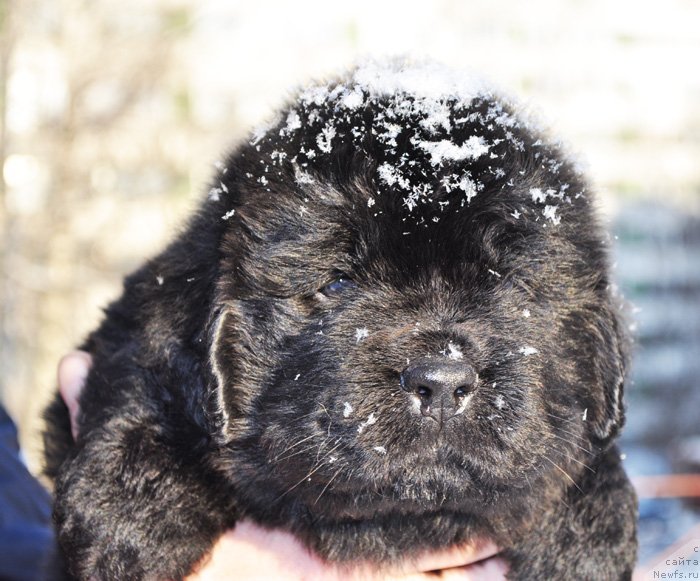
[[44, 60, 638, 580]]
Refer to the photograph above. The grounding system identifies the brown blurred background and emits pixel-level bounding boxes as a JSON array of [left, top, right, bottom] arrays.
[[1, 0, 698, 570]]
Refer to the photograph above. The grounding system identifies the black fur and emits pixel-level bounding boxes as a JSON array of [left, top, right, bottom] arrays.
[[44, 61, 637, 580]]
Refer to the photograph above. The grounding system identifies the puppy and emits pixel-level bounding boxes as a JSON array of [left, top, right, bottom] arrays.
[[44, 59, 638, 580]]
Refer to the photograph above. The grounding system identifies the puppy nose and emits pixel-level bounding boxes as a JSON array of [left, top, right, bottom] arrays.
[[400, 358, 477, 421]]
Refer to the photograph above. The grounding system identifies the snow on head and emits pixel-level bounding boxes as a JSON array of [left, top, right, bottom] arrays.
[[281, 110, 301, 136], [351, 58, 489, 103], [357, 412, 378, 434], [417, 136, 490, 166], [530, 188, 547, 204], [494, 394, 506, 410], [519, 346, 539, 356], [378, 162, 410, 190], [245, 57, 572, 225], [341, 87, 364, 109], [446, 342, 464, 360], [355, 327, 369, 343], [543, 205, 561, 225], [316, 123, 336, 153]]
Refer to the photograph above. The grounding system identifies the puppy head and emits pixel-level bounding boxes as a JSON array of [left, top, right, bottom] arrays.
[[208, 60, 628, 520]]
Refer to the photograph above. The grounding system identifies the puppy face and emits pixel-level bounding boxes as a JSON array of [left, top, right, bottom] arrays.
[[208, 61, 627, 523]]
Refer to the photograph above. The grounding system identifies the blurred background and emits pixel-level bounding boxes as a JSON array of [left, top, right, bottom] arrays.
[[0, 0, 698, 573]]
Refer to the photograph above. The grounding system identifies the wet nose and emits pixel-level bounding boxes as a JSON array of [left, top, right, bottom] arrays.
[[400, 358, 478, 420]]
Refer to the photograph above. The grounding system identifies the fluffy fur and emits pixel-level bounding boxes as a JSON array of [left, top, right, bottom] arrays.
[[44, 60, 637, 580]]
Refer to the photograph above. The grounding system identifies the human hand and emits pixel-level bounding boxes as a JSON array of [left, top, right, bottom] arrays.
[[58, 351, 508, 580]]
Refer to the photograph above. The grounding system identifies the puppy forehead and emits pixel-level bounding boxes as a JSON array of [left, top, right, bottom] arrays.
[[226, 59, 592, 275], [240, 60, 581, 209], [246, 61, 501, 206]]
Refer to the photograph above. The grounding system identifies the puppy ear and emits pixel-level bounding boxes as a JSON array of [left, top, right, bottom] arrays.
[[589, 304, 630, 444], [208, 303, 261, 443], [208, 307, 235, 442], [208, 297, 292, 443], [70, 203, 229, 435]]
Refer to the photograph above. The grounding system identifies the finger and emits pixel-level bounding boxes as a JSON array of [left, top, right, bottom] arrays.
[[461, 555, 509, 579], [387, 555, 509, 581], [439, 556, 509, 581], [57, 351, 92, 441], [399, 539, 501, 574], [187, 522, 334, 581], [342, 540, 502, 581]]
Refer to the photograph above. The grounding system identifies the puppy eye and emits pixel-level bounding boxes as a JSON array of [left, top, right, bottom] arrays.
[[320, 277, 357, 296]]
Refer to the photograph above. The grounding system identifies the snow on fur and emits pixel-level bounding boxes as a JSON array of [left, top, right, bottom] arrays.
[[246, 57, 579, 223]]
